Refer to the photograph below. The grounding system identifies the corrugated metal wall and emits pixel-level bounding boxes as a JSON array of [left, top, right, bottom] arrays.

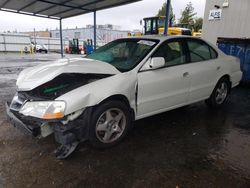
[[0, 35, 4, 51], [0, 34, 67, 53], [202, 0, 250, 44], [0, 33, 31, 52], [0, 28, 128, 52]]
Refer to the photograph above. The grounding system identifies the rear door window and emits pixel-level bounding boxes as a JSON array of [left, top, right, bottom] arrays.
[[187, 39, 218, 63]]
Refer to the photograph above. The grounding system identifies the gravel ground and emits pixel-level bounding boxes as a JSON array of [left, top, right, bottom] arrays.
[[0, 53, 249, 188]]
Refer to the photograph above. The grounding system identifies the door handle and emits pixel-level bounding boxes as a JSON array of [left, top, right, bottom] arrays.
[[183, 72, 189, 77]]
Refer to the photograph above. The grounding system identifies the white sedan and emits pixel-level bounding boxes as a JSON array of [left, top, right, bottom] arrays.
[[6, 36, 242, 158]]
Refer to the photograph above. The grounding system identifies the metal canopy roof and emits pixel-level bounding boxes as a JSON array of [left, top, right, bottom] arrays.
[[0, 0, 141, 20]]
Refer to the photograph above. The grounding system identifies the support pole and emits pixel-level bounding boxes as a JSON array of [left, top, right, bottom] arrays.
[[59, 19, 64, 58], [93, 11, 97, 50], [164, 0, 171, 35], [33, 28, 36, 45]]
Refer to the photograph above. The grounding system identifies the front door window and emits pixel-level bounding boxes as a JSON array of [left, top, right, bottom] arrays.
[[153, 41, 186, 67]]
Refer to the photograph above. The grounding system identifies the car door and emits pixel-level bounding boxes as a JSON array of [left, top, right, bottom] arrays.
[[185, 39, 220, 103], [137, 39, 191, 118]]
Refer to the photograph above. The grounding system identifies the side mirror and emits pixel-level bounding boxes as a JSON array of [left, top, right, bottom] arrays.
[[149, 57, 165, 69]]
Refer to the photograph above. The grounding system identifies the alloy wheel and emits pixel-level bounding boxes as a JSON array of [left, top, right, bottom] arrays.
[[215, 82, 228, 104], [95, 108, 126, 143]]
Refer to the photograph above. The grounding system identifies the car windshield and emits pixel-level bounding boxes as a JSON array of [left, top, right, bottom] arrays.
[[86, 38, 159, 72]]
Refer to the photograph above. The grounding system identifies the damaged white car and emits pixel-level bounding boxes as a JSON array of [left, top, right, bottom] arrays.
[[6, 36, 242, 159]]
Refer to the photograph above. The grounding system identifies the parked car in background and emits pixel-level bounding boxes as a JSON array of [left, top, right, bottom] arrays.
[[36, 44, 48, 53], [6, 36, 242, 159]]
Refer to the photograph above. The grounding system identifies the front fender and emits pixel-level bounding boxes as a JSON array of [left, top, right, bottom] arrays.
[[57, 71, 137, 115]]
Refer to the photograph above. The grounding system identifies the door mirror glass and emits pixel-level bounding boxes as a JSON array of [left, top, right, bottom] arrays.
[[149, 57, 165, 69]]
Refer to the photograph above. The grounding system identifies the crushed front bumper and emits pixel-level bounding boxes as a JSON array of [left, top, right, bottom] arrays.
[[6, 102, 91, 143], [6, 101, 92, 159], [5, 102, 41, 137]]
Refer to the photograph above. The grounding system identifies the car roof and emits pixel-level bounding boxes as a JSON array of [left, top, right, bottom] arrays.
[[126, 35, 222, 55], [128, 35, 198, 42]]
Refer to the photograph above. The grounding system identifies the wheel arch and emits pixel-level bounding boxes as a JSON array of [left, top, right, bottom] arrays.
[[218, 74, 232, 91], [98, 94, 135, 120]]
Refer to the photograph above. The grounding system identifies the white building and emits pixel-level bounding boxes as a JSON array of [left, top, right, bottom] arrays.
[[202, 0, 250, 44], [50, 26, 129, 46]]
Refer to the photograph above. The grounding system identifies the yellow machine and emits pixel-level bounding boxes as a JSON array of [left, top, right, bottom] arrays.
[[143, 16, 192, 36], [192, 29, 202, 37], [128, 31, 143, 37]]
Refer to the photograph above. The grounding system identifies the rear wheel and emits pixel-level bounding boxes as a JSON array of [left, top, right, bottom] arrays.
[[205, 77, 230, 108], [89, 100, 132, 148]]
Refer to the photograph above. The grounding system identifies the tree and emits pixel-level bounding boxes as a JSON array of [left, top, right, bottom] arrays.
[[179, 2, 197, 24], [193, 17, 203, 32], [157, 2, 175, 25]]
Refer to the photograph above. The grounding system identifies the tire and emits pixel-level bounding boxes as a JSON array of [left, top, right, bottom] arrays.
[[89, 100, 132, 148], [205, 77, 231, 108]]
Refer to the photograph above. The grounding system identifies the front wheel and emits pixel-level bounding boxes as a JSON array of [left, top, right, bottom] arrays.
[[205, 77, 230, 108], [89, 100, 132, 148]]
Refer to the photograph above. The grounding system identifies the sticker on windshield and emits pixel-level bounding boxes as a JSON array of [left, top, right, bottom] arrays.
[[137, 40, 155, 46]]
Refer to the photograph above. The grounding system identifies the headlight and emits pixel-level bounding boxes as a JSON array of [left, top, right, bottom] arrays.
[[19, 101, 66, 120]]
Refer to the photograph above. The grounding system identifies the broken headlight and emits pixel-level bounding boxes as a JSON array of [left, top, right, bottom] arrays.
[[19, 101, 66, 120]]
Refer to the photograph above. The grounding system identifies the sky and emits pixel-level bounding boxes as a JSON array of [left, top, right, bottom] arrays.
[[0, 0, 206, 32]]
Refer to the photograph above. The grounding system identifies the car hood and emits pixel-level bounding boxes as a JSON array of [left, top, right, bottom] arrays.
[[16, 58, 120, 91]]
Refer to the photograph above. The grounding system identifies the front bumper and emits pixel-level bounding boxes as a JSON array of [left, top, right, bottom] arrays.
[[5, 102, 41, 137], [6, 101, 91, 145], [6, 101, 91, 159]]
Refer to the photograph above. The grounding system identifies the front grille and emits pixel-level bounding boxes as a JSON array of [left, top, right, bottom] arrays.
[[10, 93, 27, 111]]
